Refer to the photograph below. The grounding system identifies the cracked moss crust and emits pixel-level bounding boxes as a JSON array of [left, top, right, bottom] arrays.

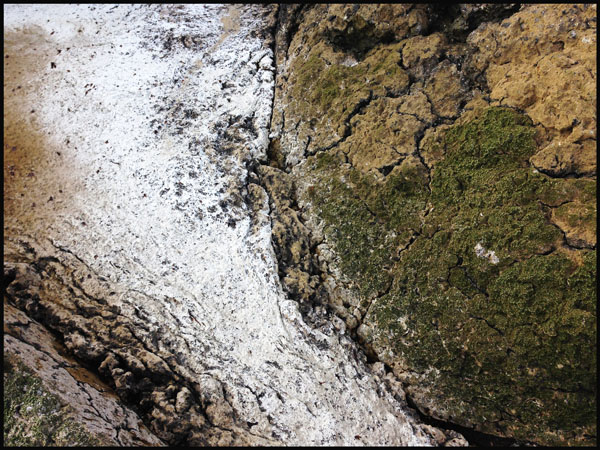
[[4, 355, 105, 447], [282, 40, 411, 160], [307, 151, 429, 304], [303, 107, 596, 446], [293, 43, 408, 119]]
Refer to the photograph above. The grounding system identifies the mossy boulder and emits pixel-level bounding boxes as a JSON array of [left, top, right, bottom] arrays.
[[303, 107, 596, 445], [305, 151, 429, 304]]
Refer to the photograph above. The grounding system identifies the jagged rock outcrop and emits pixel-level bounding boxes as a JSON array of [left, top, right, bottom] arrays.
[[4, 3, 595, 446], [267, 4, 596, 446], [468, 4, 596, 179]]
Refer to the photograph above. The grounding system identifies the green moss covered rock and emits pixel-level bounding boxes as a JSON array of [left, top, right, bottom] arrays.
[[303, 107, 596, 445], [286, 41, 409, 150]]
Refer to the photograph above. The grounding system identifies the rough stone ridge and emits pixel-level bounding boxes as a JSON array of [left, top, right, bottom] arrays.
[[468, 4, 597, 178], [4, 302, 164, 446], [3, 249, 269, 446], [4, 3, 595, 446]]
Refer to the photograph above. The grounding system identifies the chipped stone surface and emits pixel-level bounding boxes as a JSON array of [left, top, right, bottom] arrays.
[[4, 4, 440, 446]]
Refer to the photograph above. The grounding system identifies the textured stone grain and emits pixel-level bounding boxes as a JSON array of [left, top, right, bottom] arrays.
[[4, 4, 442, 446]]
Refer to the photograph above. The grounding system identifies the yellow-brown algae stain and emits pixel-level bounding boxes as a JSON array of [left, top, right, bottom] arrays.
[[4, 26, 80, 235]]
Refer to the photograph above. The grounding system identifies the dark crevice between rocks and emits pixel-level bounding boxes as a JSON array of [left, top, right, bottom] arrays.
[[278, 4, 308, 61], [531, 162, 597, 179], [391, 232, 420, 263], [404, 394, 534, 447], [326, 19, 396, 61], [352, 272, 396, 335], [3, 265, 18, 291], [377, 164, 396, 177], [310, 90, 375, 157], [550, 220, 596, 251]]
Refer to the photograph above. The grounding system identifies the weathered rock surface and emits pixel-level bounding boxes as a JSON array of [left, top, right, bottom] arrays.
[[468, 4, 597, 178], [4, 301, 163, 446], [4, 4, 459, 447], [268, 4, 596, 446]]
